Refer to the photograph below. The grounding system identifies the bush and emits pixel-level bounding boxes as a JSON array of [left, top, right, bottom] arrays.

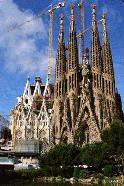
[[103, 165, 117, 177], [39, 144, 81, 177], [73, 167, 88, 179], [101, 120, 124, 155], [79, 169, 88, 179], [80, 142, 109, 172], [73, 167, 81, 178]]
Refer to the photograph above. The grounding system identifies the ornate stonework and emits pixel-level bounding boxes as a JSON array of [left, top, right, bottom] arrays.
[[52, 4, 123, 146], [10, 77, 54, 152]]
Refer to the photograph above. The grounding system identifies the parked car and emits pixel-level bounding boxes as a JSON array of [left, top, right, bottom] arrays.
[[28, 163, 40, 169], [14, 162, 28, 170]]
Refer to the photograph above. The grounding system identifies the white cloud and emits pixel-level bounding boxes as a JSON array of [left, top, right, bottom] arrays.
[[0, 0, 55, 75]]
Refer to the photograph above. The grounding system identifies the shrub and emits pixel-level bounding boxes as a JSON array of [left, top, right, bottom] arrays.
[[39, 144, 81, 177], [73, 167, 81, 178], [73, 167, 88, 179], [101, 120, 124, 155], [80, 142, 109, 172], [103, 165, 117, 177], [79, 169, 88, 179]]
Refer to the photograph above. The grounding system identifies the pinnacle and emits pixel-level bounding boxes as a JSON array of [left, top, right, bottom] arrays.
[[70, 3, 75, 15], [102, 13, 107, 19], [60, 13, 64, 20], [91, 3, 96, 12]]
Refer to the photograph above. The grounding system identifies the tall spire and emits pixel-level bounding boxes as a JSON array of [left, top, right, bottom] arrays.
[[91, 3, 101, 70], [55, 14, 66, 98], [101, 13, 114, 77], [68, 4, 78, 71], [78, 0, 85, 64], [58, 13, 64, 44], [56, 13, 66, 79]]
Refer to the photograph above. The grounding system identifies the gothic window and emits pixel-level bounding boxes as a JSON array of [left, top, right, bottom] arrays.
[[19, 115, 21, 120], [75, 74, 76, 88], [62, 127, 68, 144], [62, 81, 64, 95], [24, 108, 28, 115], [94, 73, 96, 87], [102, 78, 105, 92], [25, 126, 26, 138], [72, 74, 74, 89], [60, 62, 61, 76], [56, 126, 58, 133], [42, 115, 45, 120], [65, 79, 67, 93], [106, 80, 108, 94], [100, 75, 101, 89], [42, 107, 44, 112], [37, 127, 38, 138], [59, 82, 61, 96], [25, 99, 28, 104], [20, 121, 22, 127], [107, 99, 109, 108], [57, 83, 58, 97], [85, 128, 90, 144], [97, 74, 99, 88], [69, 76, 71, 90], [109, 81, 111, 94]]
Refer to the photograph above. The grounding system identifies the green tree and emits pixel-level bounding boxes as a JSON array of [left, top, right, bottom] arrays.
[[103, 164, 117, 177], [1, 127, 12, 140], [101, 120, 124, 155], [39, 144, 81, 177], [80, 142, 110, 172], [39, 143, 81, 168]]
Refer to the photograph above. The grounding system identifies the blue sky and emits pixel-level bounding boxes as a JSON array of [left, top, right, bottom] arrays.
[[0, 0, 123, 118]]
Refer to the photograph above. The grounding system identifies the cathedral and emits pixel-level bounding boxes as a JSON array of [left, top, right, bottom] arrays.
[[52, 3, 123, 145], [10, 3, 123, 153]]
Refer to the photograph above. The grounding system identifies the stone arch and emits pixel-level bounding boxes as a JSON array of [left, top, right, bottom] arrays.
[[76, 106, 90, 145], [61, 126, 69, 144], [41, 137, 49, 154]]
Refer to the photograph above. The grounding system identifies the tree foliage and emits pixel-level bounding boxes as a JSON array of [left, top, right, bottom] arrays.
[[39, 120, 124, 177], [39, 143, 81, 177], [39, 143, 81, 168], [1, 127, 12, 140], [101, 120, 124, 155], [81, 142, 110, 171]]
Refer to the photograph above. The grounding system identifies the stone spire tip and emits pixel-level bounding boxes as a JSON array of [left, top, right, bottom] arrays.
[[70, 3, 74, 15], [102, 13, 107, 19], [91, 3, 96, 10], [60, 13, 64, 20]]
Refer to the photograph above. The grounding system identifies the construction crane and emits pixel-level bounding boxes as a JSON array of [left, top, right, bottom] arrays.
[[37, 2, 66, 146], [41, 2, 65, 105], [47, 2, 65, 82], [9, 2, 65, 150], [78, 0, 85, 64], [77, 19, 102, 38]]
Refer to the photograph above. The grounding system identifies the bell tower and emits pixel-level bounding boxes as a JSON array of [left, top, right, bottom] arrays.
[[67, 4, 79, 95], [101, 13, 116, 121], [91, 3, 103, 129]]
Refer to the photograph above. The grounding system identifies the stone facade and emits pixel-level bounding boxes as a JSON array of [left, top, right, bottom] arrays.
[[10, 77, 54, 153], [52, 4, 123, 146]]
